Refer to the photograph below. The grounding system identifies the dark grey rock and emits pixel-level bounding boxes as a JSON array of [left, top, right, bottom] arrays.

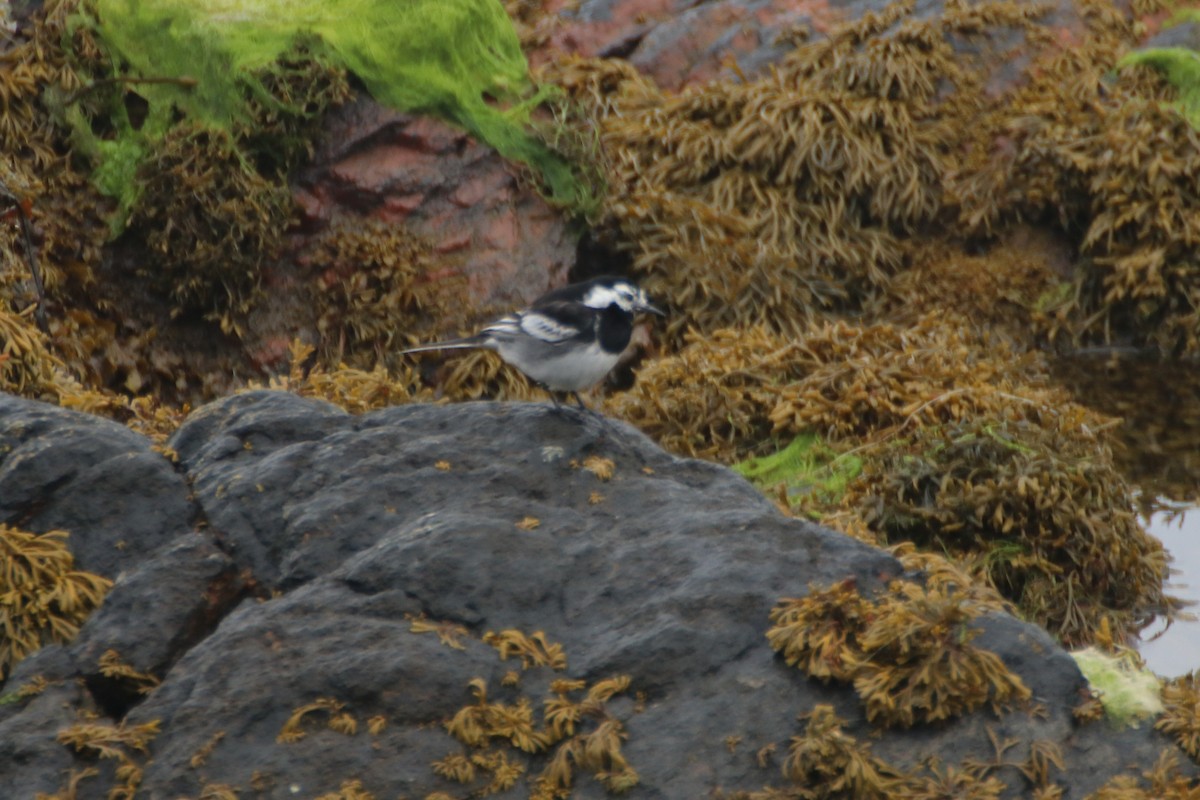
[[0, 681, 90, 797], [0, 392, 1193, 799], [0, 393, 194, 577], [1, 535, 243, 706]]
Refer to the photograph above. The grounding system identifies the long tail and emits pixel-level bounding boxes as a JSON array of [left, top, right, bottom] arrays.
[[398, 337, 485, 356]]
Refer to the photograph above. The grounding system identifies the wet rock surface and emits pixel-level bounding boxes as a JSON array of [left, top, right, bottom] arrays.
[[0, 390, 1195, 797]]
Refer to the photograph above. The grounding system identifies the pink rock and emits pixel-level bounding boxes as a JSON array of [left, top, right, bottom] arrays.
[[379, 193, 426, 221], [290, 96, 576, 310], [433, 231, 473, 255]]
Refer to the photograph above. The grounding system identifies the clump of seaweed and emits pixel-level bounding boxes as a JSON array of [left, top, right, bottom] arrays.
[[608, 313, 1066, 461], [724, 718, 1065, 799], [195, 785, 241, 800], [438, 674, 638, 798], [0, 306, 63, 399], [767, 577, 1029, 728], [51, 381, 189, 458], [532, 676, 639, 797], [0, 675, 52, 706], [0, 2, 110, 276], [446, 677, 549, 754], [0, 0, 354, 403], [261, 340, 420, 413], [0, 3, 117, 398], [97, 649, 161, 696], [0, 525, 112, 680], [905, 764, 1008, 800], [414, 621, 637, 798], [432, 748, 525, 795], [849, 580, 1031, 727], [407, 613, 470, 651], [331, 781, 381, 800], [843, 417, 1173, 646], [277, 697, 359, 743], [306, 216, 457, 369], [237, 36, 354, 178], [763, 317, 1062, 442], [1082, 750, 1200, 799], [484, 629, 568, 671], [779, 705, 905, 799], [604, 325, 806, 460], [125, 123, 294, 336], [765, 579, 874, 684], [544, 0, 1044, 345], [56, 717, 161, 800], [729, 705, 1019, 799], [1157, 670, 1200, 761]]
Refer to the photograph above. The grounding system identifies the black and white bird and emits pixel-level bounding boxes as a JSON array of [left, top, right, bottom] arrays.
[[400, 276, 664, 409]]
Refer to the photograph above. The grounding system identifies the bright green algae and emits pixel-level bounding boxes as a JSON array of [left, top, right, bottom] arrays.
[[72, 0, 585, 211]]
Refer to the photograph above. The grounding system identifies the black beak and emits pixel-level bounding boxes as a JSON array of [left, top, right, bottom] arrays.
[[637, 300, 666, 317]]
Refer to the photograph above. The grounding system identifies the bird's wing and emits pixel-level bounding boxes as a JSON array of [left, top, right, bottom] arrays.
[[516, 302, 593, 344], [478, 314, 524, 339]]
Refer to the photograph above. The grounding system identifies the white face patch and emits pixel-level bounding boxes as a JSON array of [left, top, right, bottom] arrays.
[[583, 281, 642, 313]]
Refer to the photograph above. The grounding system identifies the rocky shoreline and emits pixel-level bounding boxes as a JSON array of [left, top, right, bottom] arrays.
[[1, 391, 1193, 798]]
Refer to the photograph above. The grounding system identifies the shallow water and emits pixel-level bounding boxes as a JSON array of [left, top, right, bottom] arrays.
[[1137, 504, 1200, 676]]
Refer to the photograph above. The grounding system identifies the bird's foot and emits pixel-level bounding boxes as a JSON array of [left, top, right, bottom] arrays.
[[545, 391, 600, 418]]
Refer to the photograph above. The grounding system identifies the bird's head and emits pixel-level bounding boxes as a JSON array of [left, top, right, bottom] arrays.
[[583, 278, 665, 317]]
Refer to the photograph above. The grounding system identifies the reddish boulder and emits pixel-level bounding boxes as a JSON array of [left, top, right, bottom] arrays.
[[293, 96, 575, 311]]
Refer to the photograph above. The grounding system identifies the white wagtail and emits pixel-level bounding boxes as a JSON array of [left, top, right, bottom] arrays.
[[400, 276, 664, 409]]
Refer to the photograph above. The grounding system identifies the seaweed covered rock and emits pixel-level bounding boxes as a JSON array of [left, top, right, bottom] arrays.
[[539, 0, 1200, 358], [956, 0, 1200, 354], [609, 313, 1174, 647], [535, 0, 1084, 92], [0, 392, 1194, 798], [768, 576, 1030, 728], [544, 0, 1050, 344], [0, 0, 580, 405]]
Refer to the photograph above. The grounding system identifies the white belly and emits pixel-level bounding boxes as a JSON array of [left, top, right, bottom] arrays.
[[495, 339, 620, 392]]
